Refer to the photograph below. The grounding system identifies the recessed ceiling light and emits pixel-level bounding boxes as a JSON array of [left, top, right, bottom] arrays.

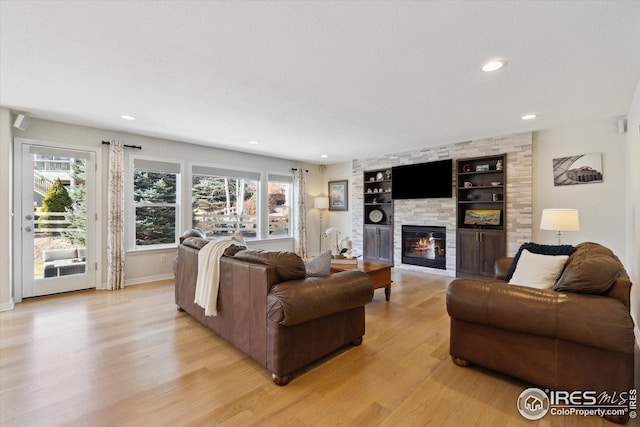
[[121, 115, 136, 120], [521, 113, 538, 120], [248, 140, 259, 145], [320, 154, 329, 158], [481, 59, 507, 72]]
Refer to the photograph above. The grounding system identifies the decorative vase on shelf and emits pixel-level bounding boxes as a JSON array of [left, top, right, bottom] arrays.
[[496, 160, 503, 171]]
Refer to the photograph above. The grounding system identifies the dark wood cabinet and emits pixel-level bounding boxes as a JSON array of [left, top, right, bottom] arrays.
[[363, 168, 393, 264], [364, 225, 393, 264], [456, 155, 506, 278], [456, 229, 506, 278]]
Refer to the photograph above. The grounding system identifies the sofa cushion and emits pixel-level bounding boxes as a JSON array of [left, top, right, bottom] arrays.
[[504, 242, 576, 282], [508, 249, 569, 289], [304, 251, 332, 277], [233, 249, 306, 281], [182, 237, 210, 250], [553, 242, 622, 294]]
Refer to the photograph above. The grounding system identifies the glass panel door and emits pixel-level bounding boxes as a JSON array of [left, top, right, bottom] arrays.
[[21, 143, 96, 298]]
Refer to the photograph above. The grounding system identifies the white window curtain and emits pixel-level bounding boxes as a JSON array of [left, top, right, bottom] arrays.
[[292, 168, 307, 258], [107, 140, 125, 290]]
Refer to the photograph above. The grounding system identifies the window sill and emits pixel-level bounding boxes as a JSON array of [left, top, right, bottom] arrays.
[[263, 236, 294, 242], [127, 245, 178, 255], [125, 237, 293, 254]]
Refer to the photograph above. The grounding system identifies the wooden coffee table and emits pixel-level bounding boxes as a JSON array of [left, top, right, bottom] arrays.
[[330, 260, 393, 301]]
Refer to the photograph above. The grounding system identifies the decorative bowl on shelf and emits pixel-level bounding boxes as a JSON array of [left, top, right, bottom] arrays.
[[491, 182, 501, 186], [369, 209, 384, 223]]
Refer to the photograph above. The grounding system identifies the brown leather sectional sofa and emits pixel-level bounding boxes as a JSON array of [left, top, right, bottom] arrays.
[[173, 229, 374, 385], [447, 242, 635, 423]]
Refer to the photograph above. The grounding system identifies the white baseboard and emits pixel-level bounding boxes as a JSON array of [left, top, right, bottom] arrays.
[[99, 273, 174, 289], [124, 273, 174, 287], [0, 299, 15, 311]]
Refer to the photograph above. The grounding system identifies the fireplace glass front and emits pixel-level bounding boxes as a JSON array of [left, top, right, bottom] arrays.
[[402, 225, 446, 269]]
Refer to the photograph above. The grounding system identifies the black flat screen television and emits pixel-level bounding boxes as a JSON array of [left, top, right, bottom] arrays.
[[392, 159, 453, 199]]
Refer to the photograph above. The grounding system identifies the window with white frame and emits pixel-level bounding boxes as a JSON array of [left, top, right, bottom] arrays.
[[267, 174, 292, 238], [132, 158, 180, 248], [191, 166, 260, 239]]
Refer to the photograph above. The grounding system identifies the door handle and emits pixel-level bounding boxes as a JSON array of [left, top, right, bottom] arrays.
[[25, 226, 33, 232], [25, 214, 33, 220]]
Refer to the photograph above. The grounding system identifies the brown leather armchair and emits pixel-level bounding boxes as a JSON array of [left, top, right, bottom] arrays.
[[446, 242, 635, 423]]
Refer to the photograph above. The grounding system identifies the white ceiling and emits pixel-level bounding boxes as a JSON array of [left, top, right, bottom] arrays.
[[1, 1, 639, 165]]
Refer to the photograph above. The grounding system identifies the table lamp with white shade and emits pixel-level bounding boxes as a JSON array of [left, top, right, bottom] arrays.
[[314, 196, 329, 252], [540, 209, 580, 244]]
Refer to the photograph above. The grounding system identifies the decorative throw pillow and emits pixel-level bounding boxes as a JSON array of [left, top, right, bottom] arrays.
[[508, 249, 569, 289], [552, 242, 622, 294], [304, 251, 333, 277], [504, 242, 576, 282]]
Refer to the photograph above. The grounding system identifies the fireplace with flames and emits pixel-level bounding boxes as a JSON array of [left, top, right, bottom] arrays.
[[402, 225, 446, 269]]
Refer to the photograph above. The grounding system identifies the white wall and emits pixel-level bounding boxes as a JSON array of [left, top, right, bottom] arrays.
[[319, 162, 354, 256], [0, 108, 14, 310], [533, 117, 637, 345], [532, 121, 627, 257], [625, 77, 640, 343], [304, 165, 329, 257], [3, 117, 320, 300]]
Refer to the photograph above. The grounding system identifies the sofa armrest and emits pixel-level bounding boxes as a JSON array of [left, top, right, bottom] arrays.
[[267, 271, 374, 326], [494, 257, 513, 280], [446, 279, 635, 354]]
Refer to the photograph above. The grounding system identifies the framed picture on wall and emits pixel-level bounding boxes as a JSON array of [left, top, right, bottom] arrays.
[[552, 152, 603, 186], [328, 180, 348, 211]]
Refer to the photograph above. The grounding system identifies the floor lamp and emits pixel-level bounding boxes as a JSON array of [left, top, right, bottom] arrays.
[[314, 196, 329, 253], [540, 208, 580, 244]]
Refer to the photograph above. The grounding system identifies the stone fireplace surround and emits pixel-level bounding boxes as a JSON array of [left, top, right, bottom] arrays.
[[351, 133, 533, 276]]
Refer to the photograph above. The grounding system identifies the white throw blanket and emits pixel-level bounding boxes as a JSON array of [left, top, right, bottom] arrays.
[[194, 237, 244, 316]]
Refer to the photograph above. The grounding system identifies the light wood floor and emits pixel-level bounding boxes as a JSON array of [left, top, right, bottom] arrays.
[[1, 270, 636, 427]]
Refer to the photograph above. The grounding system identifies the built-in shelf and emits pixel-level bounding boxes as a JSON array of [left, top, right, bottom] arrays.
[[363, 168, 393, 264], [456, 154, 506, 279]]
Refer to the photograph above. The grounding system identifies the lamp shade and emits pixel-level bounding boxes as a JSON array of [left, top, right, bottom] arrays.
[[314, 196, 329, 210], [540, 209, 580, 231]]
